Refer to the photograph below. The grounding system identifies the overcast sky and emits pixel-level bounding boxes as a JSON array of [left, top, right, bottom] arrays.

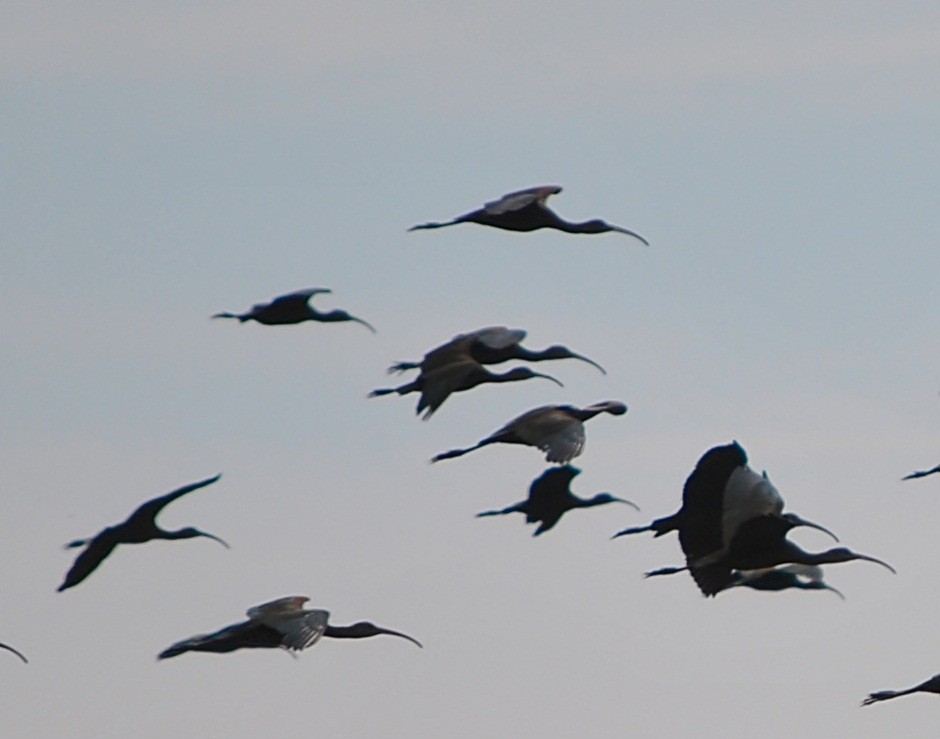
[[3, 3, 939, 737]]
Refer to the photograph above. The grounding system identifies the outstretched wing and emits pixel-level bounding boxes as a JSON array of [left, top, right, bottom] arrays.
[[263, 609, 330, 652], [128, 473, 223, 523], [262, 288, 332, 310], [58, 529, 121, 591], [466, 326, 527, 350], [484, 186, 561, 214]]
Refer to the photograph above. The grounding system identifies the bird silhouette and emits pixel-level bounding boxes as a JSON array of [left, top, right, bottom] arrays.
[[862, 673, 940, 706], [0, 642, 28, 664], [370, 358, 564, 419], [643, 563, 845, 599], [158, 596, 422, 659], [688, 512, 893, 596], [58, 474, 229, 592], [387, 326, 606, 376], [212, 288, 376, 332], [431, 400, 627, 464], [408, 185, 649, 244], [902, 463, 940, 480], [476, 465, 638, 536]]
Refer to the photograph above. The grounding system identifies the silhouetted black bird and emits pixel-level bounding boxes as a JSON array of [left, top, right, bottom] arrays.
[[862, 673, 940, 706], [0, 642, 28, 664], [643, 563, 845, 599], [158, 596, 422, 659], [213, 288, 375, 332], [477, 465, 638, 536], [58, 474, 229, 592], [902, 463, 940, 480], [370, 358, 563, 419], [431, 400, 627, 464], [408, 185, 649, 244], [387, 326, 606, 376]]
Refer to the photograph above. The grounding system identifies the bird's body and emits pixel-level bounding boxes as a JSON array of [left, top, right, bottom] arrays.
[[58, 474, 229, 592], [431, 400, 627, 464], [158, 596, 422, 659], [477, 465, 638, 535], [408, 185, 649, 244], [902, 463, 940, 480], [387, 326, 606, 376], [0, 641, 28, 664], [728, 564, 845, 599], [213, 288, 375, 332], [862, 673, 940, 706], [370, 358, 563, 419]]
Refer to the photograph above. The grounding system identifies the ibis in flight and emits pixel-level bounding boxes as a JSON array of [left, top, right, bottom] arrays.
[[476, 465, 638, 536], [387, 326, 606, 376], [862, 672, 940, 706], [212, 288, 376, 332], [902, 463, 940, 480], [57, 474, 229, 592], [0, 642, 28, 664], [158, 596, 422, 659], [643, 563, 846, 600], [431, 400, 627, 464], [369, 358, 563, 419], [408, 185, 649, 244]]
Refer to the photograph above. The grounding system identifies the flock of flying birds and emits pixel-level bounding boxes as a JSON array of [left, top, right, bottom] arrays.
[[8, 185, 939, 708]]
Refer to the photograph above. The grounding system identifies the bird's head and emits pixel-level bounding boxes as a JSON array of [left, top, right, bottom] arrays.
[[543, 346, 606, 374], [505, 367, 564, 386], [819, 547, 897, 573], [780, 513, 839, 542], [590, 493, 640, 511], [177, 527, 231, 549], [345, 622, 423, 648]]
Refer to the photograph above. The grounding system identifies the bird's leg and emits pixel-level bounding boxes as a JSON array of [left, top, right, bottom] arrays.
[[644, 565, 688, 578], [387, 361, 420, 374]]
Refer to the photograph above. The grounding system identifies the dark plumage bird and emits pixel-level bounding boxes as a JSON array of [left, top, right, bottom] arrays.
[[369, 358, 563, 419], [158, 596, 422, 659], [477, 465, 638, 536], [212, 288, 375, 332], [58, 474, 229, 592], [431, 400, 628, 464], [643, 563, 845, 600], [0, 642, 28, 664], [862, 673, 940, 706], [387, 326, 606, 376], [611, 442, 850, 596], [408, 185, 649, 244], [902, 463, 940, 480]]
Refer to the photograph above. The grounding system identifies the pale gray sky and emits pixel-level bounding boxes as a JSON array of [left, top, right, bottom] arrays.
[[3, 3, 939, 737]]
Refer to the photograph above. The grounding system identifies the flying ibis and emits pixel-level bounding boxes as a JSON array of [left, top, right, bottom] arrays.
[[408, 185, 649, 244], [213, 288, 376, 332], [862, 673, 940, 706], [58, 474, 229, 592], [158, 596, 422, 659], [476, 465, 639, 536], [643, 563, 846, 599], [369, 358, 563, 420], [431, 400, 627, 464], [387, 326, 606, 376]]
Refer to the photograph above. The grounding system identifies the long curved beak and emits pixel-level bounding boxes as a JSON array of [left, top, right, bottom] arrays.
[[570, 352, 607, 375], [201, 531, 231, 549], [0, 642, 28, 664], [352, 316, 377, 333], [534, 372, 564, 387], [787, 514, 839, 543], [822, 583, 846, 600], [611, 225, 650, 246], [377, 627, 423, 648], [854, 553, 897, 574], [612, 497, 641, 512]]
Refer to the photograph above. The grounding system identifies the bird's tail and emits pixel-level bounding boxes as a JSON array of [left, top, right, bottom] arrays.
[[387, 361, 420, 374], [861, 689, 912, 706], [407, 220, 458, 231]]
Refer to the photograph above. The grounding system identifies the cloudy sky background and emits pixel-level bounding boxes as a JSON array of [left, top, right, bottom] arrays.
[[3, 3, 939, 737]]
